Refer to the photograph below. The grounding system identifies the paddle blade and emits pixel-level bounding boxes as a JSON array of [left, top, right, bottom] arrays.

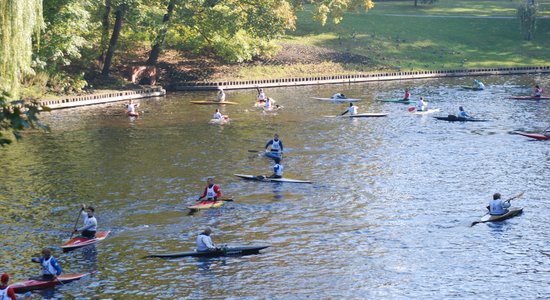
[[408, 107, 416, 112], [248, 150, 260, 153]]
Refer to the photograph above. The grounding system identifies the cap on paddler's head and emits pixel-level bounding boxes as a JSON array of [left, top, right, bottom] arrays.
[[1, 273, 9, 284]]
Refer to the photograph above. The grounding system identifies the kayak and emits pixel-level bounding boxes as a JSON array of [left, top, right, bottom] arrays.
[[190, 100, 238, 105], [476, 207, 523, 224], [209, 117, 229, 125], [264, 152, 282, 159], [234, 174, 312, 184], [508, 96, 550, 100], [60, 230, 111, 252], [411, 108, 440, 115], [514, 131, 550, 141], [311, 97, 362, 102], [461, 85, 484, 91], [188, 200, 225, 210], [377, 99, 415, 104], [434, 115, 488, 122], [146, 245, 270, 259], [127, 112, 139, 117], [10, 273, 91, 293], [324, 113, 388, 118]]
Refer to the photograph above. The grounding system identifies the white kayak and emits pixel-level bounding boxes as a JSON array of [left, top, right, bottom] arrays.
[[411, 108, 440, 115], [234, 174, 312, 184], [311, 97, 362, 102], [324, 113, 388, 118]]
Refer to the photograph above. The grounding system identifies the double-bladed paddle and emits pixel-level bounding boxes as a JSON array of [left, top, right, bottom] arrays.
[[68, 209, 82, 239]]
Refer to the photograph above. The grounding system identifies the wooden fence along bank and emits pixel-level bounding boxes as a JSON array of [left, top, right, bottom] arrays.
[[37, 66, 549, 109], [171, 66, 550, 91]]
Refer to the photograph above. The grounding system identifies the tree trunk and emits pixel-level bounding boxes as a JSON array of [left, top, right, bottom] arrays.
[[98, 0, 112, 65], [414, 0, 418, 6], [146, 0, 176, 66], [102, 5, 125, 76]]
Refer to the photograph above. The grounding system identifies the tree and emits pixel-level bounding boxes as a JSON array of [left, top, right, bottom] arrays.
[[146, 0, 176, 66], [517, 0, 538, 40], [312, 0, 375, 26], [102, 2, 129, 76], [0, 0, 43, 99], [0, 94, 50, 146]]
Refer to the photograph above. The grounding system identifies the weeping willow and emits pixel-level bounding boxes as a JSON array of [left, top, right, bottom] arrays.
[[0, 0, 43, 99]]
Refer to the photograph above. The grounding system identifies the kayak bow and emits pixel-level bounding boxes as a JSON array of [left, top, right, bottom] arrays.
[[60, 230, 111, 252], [234, 174, 312, 184], [147, 245, 270, 259]]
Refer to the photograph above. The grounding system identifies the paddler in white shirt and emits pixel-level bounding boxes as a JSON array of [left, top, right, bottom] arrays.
[[196, 228, 218, 252], [217, 88, 226, 102], [416, 97, 427, 112], [73, 204, 97, 238], [341, 102, 358, 115], [213, 109, 223, 120], [265, 134, 283, 158]]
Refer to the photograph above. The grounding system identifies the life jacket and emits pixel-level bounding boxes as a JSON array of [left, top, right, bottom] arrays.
[[270, 140, 281, 152], [274, 164, 284, 176], [0, 286, 9, 299], [349, 106, 358, 115], [206, 185, 217, 198], [42, 257, 57, 276]]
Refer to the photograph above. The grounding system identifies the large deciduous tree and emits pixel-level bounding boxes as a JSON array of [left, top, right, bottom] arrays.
[[0, 0, 43, 99], [517, 0, 538, 40]]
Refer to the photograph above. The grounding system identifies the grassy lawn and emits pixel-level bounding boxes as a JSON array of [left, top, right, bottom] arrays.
[[233, 0, 550, 80]]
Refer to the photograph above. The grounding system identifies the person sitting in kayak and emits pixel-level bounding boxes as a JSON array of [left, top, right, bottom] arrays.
[[415, 97, 427, 112], [198, 177, 222, 201], [488, 193, 511, 216], [268, 157, 284, 179], [403, 88, 410, 100], [73, 204, 97, 239], [331, 93, 347, 99], [217, 88, 226, 102], [257, 88, 266, 102], [31, 248, 62, 280], [196, 228, 218, 252], [341, 102, 358, 115], [265, 134, 283, 158], [126, 100, 140, 116], [213, 109, 223, 120], [264, 97, 273, 109], [458, 106, 471, 119], [534, 85, 543, 98], [473, 79, 485, 90], [0, 273, 17, 300]]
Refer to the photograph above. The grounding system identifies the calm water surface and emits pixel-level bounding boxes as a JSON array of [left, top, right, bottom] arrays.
[[1, 75, 549, 299]]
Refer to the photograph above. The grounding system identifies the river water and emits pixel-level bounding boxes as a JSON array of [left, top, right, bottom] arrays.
[[1, 75, 549, 299]]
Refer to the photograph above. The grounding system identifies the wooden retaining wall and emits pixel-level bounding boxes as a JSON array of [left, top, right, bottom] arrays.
[[40, 87, 166, 110], [170, 66, 550, 91]]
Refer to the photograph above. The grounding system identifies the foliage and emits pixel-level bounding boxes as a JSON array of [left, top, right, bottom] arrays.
[[0, 93, 50, 146], [414, 0, 438, 6], [0, 0, 43, 99], [312, 0, 375, 26], [517, 1, 538, 40]]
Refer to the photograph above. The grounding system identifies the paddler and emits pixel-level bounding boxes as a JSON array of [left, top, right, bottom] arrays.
[[331, 93, 347, 99], [126, 99, 140, 116], [341, 102, 358, 115], [268, 157, 284, 179], [264, 134, 284, 158], [31, 248, 62, 280], [0, 273, 17, 300], [458, 106, 471, 119], [217, 88, 226, 102], [213, 109, 223, 120], [257, 88, 266, 102], [197, 177, 222, 201], [264, 97, 273, 109], [473, 79, 485, 90], [415, 97, 427, 112], [403, 88, 410, 100], [196, 228, 218, 252], [534, 85, 543, 98], [73, 204, 97, 239], [487, 193, 511, 216]]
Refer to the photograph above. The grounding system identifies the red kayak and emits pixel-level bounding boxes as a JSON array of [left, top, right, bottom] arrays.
[[514, 131, 550, 141], [509, 96, 550, 100], [10, 273, 91, 293], [60, 230, 111, 252]]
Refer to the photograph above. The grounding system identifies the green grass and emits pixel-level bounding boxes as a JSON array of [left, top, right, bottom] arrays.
[[233, 0, 550, 79]]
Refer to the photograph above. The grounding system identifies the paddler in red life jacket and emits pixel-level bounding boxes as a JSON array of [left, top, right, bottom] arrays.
[[0, 273, 17, 300], [30, 248, 62, 280], [196, 228, 219, 252], [73, 204, 97, 238], [534, 85, 543, 98], [197, 177, 222, 201], [265, 134, 284, 158], [403, 88, 410, 100]]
